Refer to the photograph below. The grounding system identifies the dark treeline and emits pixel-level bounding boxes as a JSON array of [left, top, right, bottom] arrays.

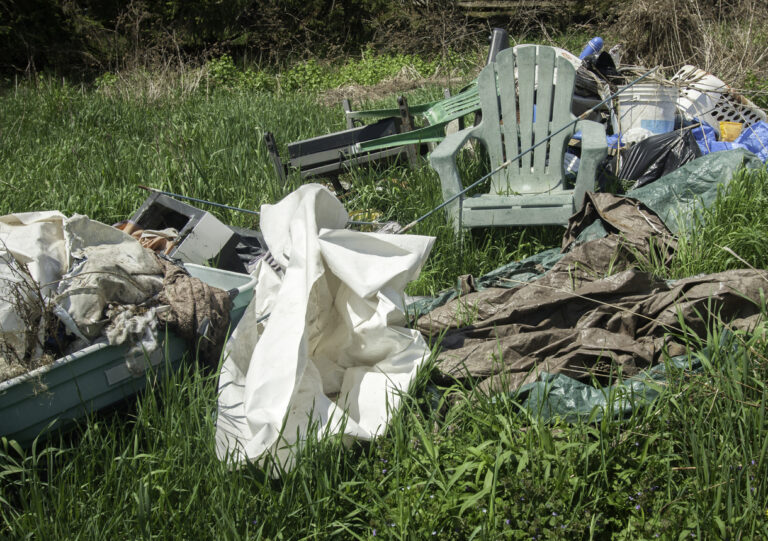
[[3, 0, 762, 87], [0, 0, 613, 79], [0, 0, 490, 78]]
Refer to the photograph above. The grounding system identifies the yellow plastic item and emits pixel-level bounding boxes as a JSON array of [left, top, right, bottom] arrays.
[[719, 121, 743, 142]]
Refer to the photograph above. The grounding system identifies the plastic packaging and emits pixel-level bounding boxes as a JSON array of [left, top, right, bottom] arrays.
[[719, 121, 743, 142], [617, 129, 703, 188], [563, 152, 580, 183], [608, 44, 623, 66], [692, 120, 768, 162]]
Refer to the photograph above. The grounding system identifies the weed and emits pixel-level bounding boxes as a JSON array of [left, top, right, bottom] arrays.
[[639, 167, 768, 279]]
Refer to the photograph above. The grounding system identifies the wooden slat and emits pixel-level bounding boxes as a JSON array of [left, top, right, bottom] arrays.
[[457, 0, 575, 17], [457, 1, 561, 7]]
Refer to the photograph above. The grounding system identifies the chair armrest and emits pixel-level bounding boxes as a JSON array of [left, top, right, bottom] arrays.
[[573, 119, 608, 209], [356, 122, 448, 153], [347, 101, 438, 122], [429, 125, 483, 230]]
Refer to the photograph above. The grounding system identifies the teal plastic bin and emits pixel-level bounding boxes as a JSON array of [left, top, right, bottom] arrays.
[[0, 264, 256, 445]]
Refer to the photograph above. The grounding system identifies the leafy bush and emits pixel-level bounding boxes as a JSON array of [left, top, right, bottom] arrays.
[[204, 49, 469, 95], [744, 72, 768, 111], [279, 59, 330, 92], [93, 72, 118, 90], [206, 55, 241, 88], [206, 55, 275, 92]]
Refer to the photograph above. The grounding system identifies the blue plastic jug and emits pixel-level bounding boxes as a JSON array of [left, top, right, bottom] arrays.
[[579, 37, 603, 60]]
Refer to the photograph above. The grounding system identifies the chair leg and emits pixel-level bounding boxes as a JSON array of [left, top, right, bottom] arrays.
[[397, 96, 420, 168], [342, 98, 355, 130], [263, 131, 286, 185]]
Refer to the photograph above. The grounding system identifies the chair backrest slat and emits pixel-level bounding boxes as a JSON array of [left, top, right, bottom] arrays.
[[532, 47, 555, 177], [515, 46, 537, 174], [548, 55, 577, 183], [498, 50, 519, 182], [423, 82, 479, 124], [477, 62, 504, 169]]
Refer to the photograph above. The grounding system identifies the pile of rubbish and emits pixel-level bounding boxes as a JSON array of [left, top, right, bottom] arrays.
[[0, 185, 436, 470], [0, 211, 237, 382], [412, 148, 766, 418], [562, 36, 767, 188], [2, 35, 767, 467]]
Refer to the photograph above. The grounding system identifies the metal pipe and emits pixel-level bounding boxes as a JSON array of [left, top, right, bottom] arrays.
[[138, 185, 383, 227], [138, 185, 261, 215]]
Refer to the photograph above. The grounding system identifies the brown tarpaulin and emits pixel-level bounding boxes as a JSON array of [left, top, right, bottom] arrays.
[[418, 192, 766, 394]]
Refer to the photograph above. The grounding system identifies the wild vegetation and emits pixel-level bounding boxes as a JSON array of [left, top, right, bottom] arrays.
[[3, 0, 768, 90], [2, 1, 768, 538]]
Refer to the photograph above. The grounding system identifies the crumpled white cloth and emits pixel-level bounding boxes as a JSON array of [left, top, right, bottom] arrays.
[[0, 211, 164, 373], [55, 215, 164, 339], [0, 212, 69, 367], [215, 184, 434, 468]]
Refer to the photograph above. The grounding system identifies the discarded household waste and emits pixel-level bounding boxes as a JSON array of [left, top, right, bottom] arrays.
[[411, 149, 765, 417], [691, 121, 768, 163], [215, 184, 434, 470], [0, 212, 235, 382], [0, 208, 252, 444], [604, 128, 702, 189]]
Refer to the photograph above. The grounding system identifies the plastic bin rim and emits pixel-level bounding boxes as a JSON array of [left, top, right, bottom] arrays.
[[182, 263, 258, 295], [0, 342, 112, 392], [0, 266, 257, 391]]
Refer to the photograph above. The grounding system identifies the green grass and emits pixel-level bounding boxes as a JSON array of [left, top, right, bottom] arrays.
[[2, 70, 768, 539], [3, 323, 768, 539], [639, 167, 768, 280], [0, 78, 560, 296]]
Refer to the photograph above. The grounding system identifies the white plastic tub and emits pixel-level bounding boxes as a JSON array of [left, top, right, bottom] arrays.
[[615, 83, 678, 135]]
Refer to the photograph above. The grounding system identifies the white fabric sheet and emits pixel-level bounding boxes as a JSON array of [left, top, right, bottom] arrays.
[[0, 212, 69, 367], [215, 185, 434, 468], [56, 215, 164, 339], [0, 212, 164, 373]]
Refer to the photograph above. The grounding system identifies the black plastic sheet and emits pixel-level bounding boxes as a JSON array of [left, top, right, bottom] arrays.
[[618, 129, 702, 189]]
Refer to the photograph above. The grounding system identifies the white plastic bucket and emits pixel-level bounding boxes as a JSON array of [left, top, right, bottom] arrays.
[[615, 83, 678, 135]]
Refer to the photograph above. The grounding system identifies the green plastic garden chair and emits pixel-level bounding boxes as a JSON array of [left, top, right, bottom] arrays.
[[352, 79, 481, 153], [430, 44, 608, 231]]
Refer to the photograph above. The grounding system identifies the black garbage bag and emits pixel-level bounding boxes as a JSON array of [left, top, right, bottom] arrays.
[[584, 51, 623, 83], [576, 51, 625, 99], [618, 129, 702, 189]]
